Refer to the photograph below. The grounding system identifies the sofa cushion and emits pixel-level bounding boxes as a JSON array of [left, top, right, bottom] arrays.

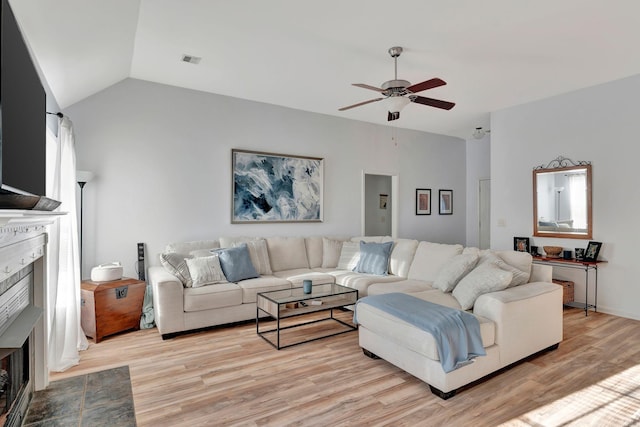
[[236, 276, 292, 303], [183, 282, 243, 312], [355, 299, 495, 361], [367, 279, 433, 296], [412, 289, 464, 310], [219, 236, 259, 248], [165, 240, 220, 254], [382, 238, 419, 278], [452, 263, 513, 310], [433, 253, 479, 293], [159, 252, 193, 287], [331, 271, 403, 297], [232, 239, 272, 275], [321, 238, 344, 268], [185, 255, 228, 287], [354, 241, 394, 275], [214, 244, 259, 283], [273, 269, 335, 286], [305, 237, 323, 269], [337, 241, 360, 270], [407, 242, 464, 282], [266, 237, 309, 272]]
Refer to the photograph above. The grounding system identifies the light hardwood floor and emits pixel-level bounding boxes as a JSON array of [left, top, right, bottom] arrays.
[[51, 308, 640, 426]]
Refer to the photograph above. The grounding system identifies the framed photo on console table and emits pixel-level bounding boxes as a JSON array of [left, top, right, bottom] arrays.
[[583, 241, 602, 262], [415, 189, 431, 215], [439, 189, 453, 215], [231, 149, 323, 223], [513, 237, 530, 253]]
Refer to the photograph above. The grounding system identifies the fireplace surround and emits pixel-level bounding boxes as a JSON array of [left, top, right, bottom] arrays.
[[0, 212, 60, 426]]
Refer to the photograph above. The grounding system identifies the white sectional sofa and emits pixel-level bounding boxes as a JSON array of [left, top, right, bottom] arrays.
[[148, 235, 563, 398]]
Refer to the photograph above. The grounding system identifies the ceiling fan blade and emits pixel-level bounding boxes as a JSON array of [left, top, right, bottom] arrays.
[[411, 95, 455, 110], [338, 98, 384, 111], [406, 78, 446, 94], [352, 83, 385, 93]]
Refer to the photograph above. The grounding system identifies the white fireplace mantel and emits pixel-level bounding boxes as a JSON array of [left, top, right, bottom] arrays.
[[0, 210, 65, 227], [0, 211, 65, 392]]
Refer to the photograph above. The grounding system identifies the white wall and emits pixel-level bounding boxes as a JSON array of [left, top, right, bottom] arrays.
[[491, 73, 640, 320], [66, 79, 466, 277]]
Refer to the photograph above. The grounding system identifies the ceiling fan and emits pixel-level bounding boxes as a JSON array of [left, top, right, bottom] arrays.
[[339, 46, 455, 121]]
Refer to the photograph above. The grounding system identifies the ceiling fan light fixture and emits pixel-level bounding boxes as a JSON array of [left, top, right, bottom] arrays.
[[386, 96, 410, 114]]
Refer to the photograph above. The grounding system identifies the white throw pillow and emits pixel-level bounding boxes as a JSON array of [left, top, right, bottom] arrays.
[[452, 263, 513, 310], [185, 255, 228, 288], [233, 239, 272, 275], [322, 238, 344, 268], [433, 253, 479, 292], [481, 251, 530, 287], [337, 241, 360, 270], [496, 250, 532, 286]]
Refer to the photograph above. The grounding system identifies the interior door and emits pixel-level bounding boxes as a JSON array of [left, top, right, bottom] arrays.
[[479, 179, 491, 249], [364, 174, 392, 236]]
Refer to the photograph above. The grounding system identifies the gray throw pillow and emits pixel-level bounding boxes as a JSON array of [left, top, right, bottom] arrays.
[[159, 252, 193, 287], [353, 241, 394, 275], [214, 244, 259, 283]]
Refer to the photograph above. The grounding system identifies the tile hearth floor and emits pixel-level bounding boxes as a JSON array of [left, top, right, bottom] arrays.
[[23, 365, 136, 426]]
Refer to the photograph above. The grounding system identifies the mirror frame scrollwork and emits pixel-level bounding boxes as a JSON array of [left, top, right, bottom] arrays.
[[533, 156, 592, 239]]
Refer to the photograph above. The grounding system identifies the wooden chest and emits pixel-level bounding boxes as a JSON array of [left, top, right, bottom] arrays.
[[81, 277, 146, 343]]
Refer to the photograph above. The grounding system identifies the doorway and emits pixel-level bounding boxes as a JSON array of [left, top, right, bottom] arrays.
[[362, 173, 398, 237], [479, 178, 491, 249]]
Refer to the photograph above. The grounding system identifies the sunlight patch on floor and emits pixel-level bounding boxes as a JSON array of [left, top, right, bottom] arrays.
[[502, 365, 640, 426]]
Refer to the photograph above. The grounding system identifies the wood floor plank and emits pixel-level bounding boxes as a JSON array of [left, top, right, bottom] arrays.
[[50, 308, 640, 426]]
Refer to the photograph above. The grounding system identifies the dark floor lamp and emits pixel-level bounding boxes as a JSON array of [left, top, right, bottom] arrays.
[[77, 170, 94, 279]]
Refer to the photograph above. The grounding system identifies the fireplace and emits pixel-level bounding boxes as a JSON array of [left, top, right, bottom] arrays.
[[0, 340, 28, 427], [0, 216, 55, 426]]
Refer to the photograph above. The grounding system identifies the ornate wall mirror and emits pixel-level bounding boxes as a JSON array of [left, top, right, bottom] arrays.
[[533, 156, 592, 239]]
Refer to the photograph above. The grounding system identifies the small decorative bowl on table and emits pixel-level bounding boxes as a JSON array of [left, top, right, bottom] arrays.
[[543, 246, 563, 258]]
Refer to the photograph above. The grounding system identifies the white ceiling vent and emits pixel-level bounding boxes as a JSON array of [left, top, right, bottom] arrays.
[[181, 54, 201, 64]]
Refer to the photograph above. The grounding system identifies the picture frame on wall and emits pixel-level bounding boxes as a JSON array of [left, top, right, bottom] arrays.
[[231, 149, 323, 223], [583, 241, 602, 262], [415, 189, 431, 215], [439, 189, 453, 215], [513, 237, 530, 253]]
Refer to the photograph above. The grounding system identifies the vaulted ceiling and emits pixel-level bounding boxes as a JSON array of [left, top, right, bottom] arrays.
[[9, 0, 640, 138]]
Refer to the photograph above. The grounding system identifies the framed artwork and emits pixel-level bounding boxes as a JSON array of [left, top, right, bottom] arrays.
[[439, 189, 453, 215], [231, 149, 323, 223], [513, 237, 530, 253], [583, 241, 602, 262], [415, 189, 431, 215], [379, 194, 388, 210]]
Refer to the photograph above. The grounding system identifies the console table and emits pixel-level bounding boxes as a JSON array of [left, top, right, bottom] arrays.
[[532, 256, 605, 316]]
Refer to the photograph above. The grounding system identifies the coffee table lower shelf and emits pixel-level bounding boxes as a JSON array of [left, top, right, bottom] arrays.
[[256, 308, 357, 350], [256, 284, 358, 350]]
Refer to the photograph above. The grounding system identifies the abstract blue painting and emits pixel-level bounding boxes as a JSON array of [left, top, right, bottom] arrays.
[[232, 150, 323, 223]]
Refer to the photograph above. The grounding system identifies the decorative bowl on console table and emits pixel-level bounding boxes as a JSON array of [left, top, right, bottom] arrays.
[[543, 246, 563, 258]]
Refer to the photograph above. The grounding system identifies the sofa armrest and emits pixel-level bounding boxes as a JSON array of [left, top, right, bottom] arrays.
[[148, 266, 186, 336], [473, 282, 563, 365]]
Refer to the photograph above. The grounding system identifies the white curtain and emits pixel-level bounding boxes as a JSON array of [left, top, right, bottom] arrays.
[[46, 117, 88, 372], [568, 172, 587, 229]]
